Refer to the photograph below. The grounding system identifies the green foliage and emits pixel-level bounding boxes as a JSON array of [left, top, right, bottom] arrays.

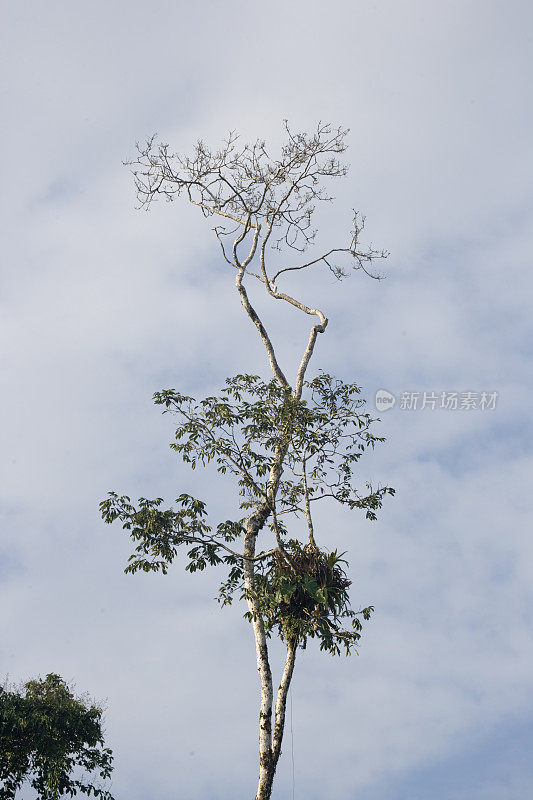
[[251, 542, 374, 656], [152, 372, 393, 519], [100, 492, 244, 576], [100, 372, 394, 654], [0, 673, 114, 800]]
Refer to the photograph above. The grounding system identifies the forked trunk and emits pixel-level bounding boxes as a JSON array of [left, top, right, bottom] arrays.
[[243, 527, 274, 799], [243, 519, 297, 799], [253, 638, 297, 800]]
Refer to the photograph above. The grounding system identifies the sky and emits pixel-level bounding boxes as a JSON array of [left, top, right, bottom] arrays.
[[1, 1, 532, 798]]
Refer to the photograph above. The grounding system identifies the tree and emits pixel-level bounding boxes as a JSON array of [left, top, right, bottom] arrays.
[[100, 121, 394, 800], [0, 673, 114, 800]]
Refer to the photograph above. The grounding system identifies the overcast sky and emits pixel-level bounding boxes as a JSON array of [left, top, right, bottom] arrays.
[[1, 1, 532, 798]]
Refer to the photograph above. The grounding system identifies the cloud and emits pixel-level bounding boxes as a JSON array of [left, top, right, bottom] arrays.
[[1, 1, 532, 798]]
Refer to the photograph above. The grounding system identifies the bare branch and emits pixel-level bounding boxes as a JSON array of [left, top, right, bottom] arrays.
[[235, 268, 290, 389]]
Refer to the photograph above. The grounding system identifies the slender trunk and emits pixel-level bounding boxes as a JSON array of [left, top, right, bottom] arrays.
[[244, 433, 293, 799], [243, 527, 275, 800], [235, 264, 311, 797], [244, 586, 297, 800], [272, 640, 297, 765], [255, 642, 297, 800]]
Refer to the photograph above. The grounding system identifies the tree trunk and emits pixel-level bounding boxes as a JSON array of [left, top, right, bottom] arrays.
[[242, 409, 296, 798], [253, 640, 297, 800], [243, 527, 275, 800], [243, 520, 297, 800], [272, 640, 296, 766]]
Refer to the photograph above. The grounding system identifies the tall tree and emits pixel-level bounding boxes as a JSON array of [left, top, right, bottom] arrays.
[[100, 122, 394, 799], [0, 673, 114, 800]]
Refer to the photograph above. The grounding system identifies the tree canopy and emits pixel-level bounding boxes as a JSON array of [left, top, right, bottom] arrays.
[[101, 372, 393, 657], [0, 673, 114, 800]]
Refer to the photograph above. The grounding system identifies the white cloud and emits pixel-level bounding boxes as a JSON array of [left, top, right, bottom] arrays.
[[1, 1, 532, 798]]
